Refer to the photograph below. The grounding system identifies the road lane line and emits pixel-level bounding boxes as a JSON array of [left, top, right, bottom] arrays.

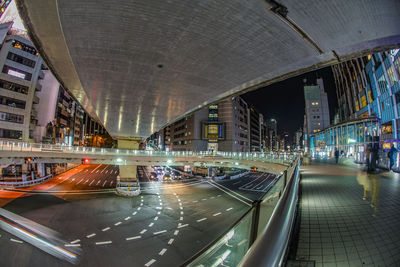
[[10, 238, 23, 243], [153, 230, 167, 235], [96, 180, 101, 185], [140, 229, 147, 234], [105, 170, 108, 174], [148, 223, 154, 227], [137, 207, 141, 210], [197, 218, 207, 222], [177, 224, 188, 229], [102, 227, 110, 232], [114, 222, 121, 226], [70, 239, 80, 244], [180, 211, 184, 215], [213, 212, 221, 216], [202, 198, 207, 201], [238, 239, 247, 246], [226, 207, 233, 211], [174, 230, 179, 235], [89, 180, 94, 186], [76, 179, 83, 185], [86, 233, 96, 238], [156, 207, 162, 210], [126, 236, 141, 241], [207, 181, 252, 206], [154, 216, 158, 221], [125, 216, 131, 221], [65, 244, 80, 247], [159, 248, 167, 255], [168, 238, 174, 245], [157, 211, 161, 215], [96, 170, 99, 173], [180, 217, 183, 221], [132, 212, 137, 215], [91, 164, 103, 173], [193, 200, 198, 203], [95, 241, 112, 245], [180, 207, 183, 210], [145, 259, 156, 266], [102, 180, 107, 187], [140, 203, 143, 206]]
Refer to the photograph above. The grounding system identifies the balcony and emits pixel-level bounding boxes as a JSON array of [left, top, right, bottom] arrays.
[[31, 109, 37, 117]]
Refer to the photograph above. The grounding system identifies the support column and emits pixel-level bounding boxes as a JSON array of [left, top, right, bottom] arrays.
[[117, 138, 141, 183]]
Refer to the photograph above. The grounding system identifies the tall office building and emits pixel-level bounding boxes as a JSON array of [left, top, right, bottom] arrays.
[[0, 22, 44, 141], [304, 78, 330, 136], [266, 118, 278, 151], [248, 106, 262, 151]]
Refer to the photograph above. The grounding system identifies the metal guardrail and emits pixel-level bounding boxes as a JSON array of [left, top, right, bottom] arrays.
[[182, 157, 300, 267], [0, 174, 53, 187]]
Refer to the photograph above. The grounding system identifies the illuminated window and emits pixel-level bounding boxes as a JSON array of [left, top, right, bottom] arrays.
[[361, 95, 367, 108], [387, 66, 397, 86]]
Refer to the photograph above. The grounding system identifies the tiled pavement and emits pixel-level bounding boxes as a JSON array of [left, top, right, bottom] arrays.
[[288, 158, 400, 267]]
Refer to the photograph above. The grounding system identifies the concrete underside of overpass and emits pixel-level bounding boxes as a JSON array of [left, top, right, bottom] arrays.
[[16, 0, 400, 137]]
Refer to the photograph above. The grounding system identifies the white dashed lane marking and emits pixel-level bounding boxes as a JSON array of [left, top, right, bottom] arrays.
[[168, 238, 174, 245], [140, 229, 147, 234], [86, 233, 96, 238], [145, 259, 156, 266], [102, 181, 107, 187], [65, 244, 80, 247], [125, 216, 131, 221], [159, 248, 167, 255], [10, 238, 23, 243], [226, 207, 233, 211], [213, 212, 221, 216], [102, 227, 110, 232], [70, 239, 80, 244], [96, 180, 101, 185], [149, 223, 154, 227], [196, 218, 207, 222], [174, 230, 179, 236], [177, 224, 188, 229], [132, 212, 137, 215], [153, 230, 167, 235], [95, 241, 112, 245], [180, 217, 183, 221], [154, 217, 158, 221], [126, 235, 141, 241], [114, 222, 121, 226], [89, 180, 94, 186]]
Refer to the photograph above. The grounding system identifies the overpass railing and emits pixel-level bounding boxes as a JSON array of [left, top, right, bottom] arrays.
[[183, 156, 300, 267], [0, 174, 53, 188], [0, 141, 297, 164]]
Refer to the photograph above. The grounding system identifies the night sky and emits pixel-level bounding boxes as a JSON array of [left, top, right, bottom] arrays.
[[241, 66, 338, 136]]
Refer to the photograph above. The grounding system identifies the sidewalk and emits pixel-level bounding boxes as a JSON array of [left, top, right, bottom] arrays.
[[287, 158, 400, 267]]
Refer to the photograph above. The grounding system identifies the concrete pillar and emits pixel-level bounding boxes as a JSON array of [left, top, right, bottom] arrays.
[[117, 138, 141, 183]]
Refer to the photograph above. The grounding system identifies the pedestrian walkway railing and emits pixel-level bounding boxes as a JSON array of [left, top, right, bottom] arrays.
[[0, 174, 53, 188], [183, 157, 300, 267], [0, 141, 297, 165]]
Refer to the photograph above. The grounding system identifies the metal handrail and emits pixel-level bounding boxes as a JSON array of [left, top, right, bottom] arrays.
[[238, 160, 300, 267]]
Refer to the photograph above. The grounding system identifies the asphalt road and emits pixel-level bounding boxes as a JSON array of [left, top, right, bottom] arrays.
[[0, 165, 278, 266]]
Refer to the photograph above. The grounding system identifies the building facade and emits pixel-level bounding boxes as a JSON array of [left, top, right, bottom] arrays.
[[0, 23, 44, 142]]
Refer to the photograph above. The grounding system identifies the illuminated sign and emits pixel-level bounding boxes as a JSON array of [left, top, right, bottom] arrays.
[[203, 122, 225, 140], [8, 69, 25, 79]]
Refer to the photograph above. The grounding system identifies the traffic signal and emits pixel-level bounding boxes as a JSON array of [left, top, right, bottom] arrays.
[[25, 157, 32, 164], [81, 158, 90, 164], [251, 167, 258, 172]]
